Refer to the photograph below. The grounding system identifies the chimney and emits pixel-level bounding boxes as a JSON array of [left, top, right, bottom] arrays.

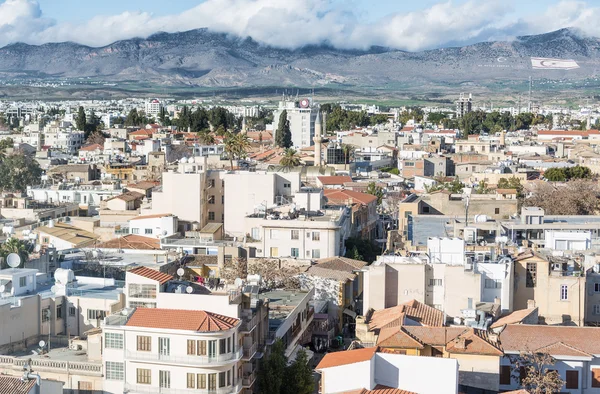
[[527, 299, 536, 309]]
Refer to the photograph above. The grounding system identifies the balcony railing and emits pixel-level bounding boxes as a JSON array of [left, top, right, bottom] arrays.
[[242, 372, 256, 388], [242, 343, 257, 361], [124, 381, 242, 394], [126, 347, 242, 366], [264, 331, 276, 345], [239, 314, 258, 334], [0, 355, 102, 376]]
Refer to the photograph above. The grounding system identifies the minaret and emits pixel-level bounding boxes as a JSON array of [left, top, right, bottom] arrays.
[[314, 112, 323, 166], [500, 129, 506, 147], [241, 117, 247, 134]]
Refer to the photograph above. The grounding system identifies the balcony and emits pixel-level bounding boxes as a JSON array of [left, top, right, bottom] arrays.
[[242, 372, 256, 388], [126, 347, 242, 366], [264, 331, 276, 345], [0, 355, 102, 377], [242, 343, 257, 361], [239, 314, 258, 334], [124, 381, 242, 394]]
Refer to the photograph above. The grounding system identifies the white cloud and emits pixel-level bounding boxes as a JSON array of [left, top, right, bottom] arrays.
[[0, 0, 598, 51]]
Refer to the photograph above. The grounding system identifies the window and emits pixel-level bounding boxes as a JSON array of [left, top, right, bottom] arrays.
[[197, 374, 207, 389], [270, 247, 279, 257], [422, 206, 430, 213], [219, 372, 226, 388], [129, 284, 157, 299], [208, 195, 215, 204], [526, 263, 537, 288], [270, 229, 280, 239], [291, 230, 299, 240], [159, 370, 170, 389], [594, 305, 600, 315], [69, 306, 76, 316], [595, 283, 600, 293], [499, 366, 511, 385], [197, 340, 207, 355], [131, 228, 140, 234], [227, 337, 231, 353], [56, 305, 63, 319], [566, 370, 578, 389], [221, 195, 224, 204], [495, 208, 500, 215], [208, 374, 217, 390], [405, 161, 415, 167], [144, 228, 152, 235], [429, 279, 443, 287], [291, 248, 299, 258], [283, 183, 291, 188], [159, 337, 170, 356], [136, 368, 151, 385], [593, 369, 600, 388], [227, 370, 231, 386], [137, 336, 151, 352], [312, 249, 321, 259], [87, 309, 106, 320], [19, 276, 26, 287], [187, 373, 196, 388], [105, 362, 124, 381], [129, 301, 157, 308], [219, 338, 226, 354], [208, 212, 215, 221], [485, 279, 502, 289], [312, 232, 320, 241], [41, 307, 50, 322], [560, 284, 568, 301], [187, 340, 196, 355], [105, 333, 123, 349]]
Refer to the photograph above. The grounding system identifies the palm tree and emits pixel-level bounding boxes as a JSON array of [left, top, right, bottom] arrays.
[[0, 238, 29, 269], [341, 144, 355, 170], [198, 130, 215, 145], [224, 132, 251, 170], [224, 132, 237, 170], [280, 148, 301, 170]]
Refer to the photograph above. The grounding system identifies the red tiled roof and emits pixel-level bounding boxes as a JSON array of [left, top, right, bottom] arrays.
[[324, 189, 377, 206], [377, 326, 424, 349], [126, 308, 239, 332], [445, 328, 503, 356], [368, 300, 445, 330], [98, 235, 161, 251], [535, 342, 592, 358], [128, 266, 173, 284], [490, 308, 538, 329], [0, 375, 36, 394], [342, 386, 417, 394], [316, 347, 377, 370], [317, 176, 353, 185], [500, 324, 600, 355], [80, 143, 103, 151]]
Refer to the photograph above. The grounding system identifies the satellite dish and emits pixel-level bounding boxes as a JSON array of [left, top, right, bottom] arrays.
[[0, 285, 5, 293], [50, 286, 57, 293], [186, 286, 193, 294], [39, 340, 46, 348], [234, 278, 243, 288], [176, 268, 184, 277], [6, 253, 21, 268]]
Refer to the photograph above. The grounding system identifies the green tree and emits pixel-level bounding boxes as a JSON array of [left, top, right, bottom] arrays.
[[497, 177, 524, 197], [543, 168, 567, 182], [257, 339, 286, 394], [284, 349, 314, 394], [0, 238, 29, 269], [344, 238, 378, 263], [341, 144, 355, 170], [276, 111, 292, 148], [224, 132, 251, 170], [475, 180, 491, 194], [350, 245, 363, 261], [125, 109, 140, 127], [366, 182, 384, 205], [0, 153, 42, 192], [446, 177, 464, 194], [75, 106, 86, 131], [280, 148, 301, 170]]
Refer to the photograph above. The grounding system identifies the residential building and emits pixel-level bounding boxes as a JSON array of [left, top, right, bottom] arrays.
[[34, 222, 99, 250], [323, 189, 378, 240], [272, 99, 320, 148], [455, 93, 472, 118], [145, 99, 162, 117], [127, 214, 178, 239]]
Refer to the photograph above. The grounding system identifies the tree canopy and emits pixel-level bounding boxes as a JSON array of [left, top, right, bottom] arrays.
[[321, 104, 388, 131], [0, 153, 42, 192], [257, 340, 313, 394], [276, 110, 292, 148], [543, 166, 592, 182], [524, 179, 600, 215]]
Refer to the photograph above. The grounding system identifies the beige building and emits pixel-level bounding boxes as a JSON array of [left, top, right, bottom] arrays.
[[513, 250, 585, 325]]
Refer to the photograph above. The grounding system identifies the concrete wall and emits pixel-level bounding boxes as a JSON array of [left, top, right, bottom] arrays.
[[450, 354, 499, 392]]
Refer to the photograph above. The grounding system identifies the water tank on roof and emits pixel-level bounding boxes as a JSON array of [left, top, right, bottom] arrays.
[[474, 215, 488, 223], [180, 157, 188, 164], [54, 268, 75, 285]]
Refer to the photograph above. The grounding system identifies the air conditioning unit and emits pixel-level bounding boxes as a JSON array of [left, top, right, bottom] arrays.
[[552, 263, 562, 271]]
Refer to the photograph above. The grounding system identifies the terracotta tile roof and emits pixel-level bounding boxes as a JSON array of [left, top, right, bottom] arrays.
[[341, 386, 417, 394], [106, 191, 145, 202], [403, 326, 465, 346], [317, 175, 353, 185], [126, 308, 239, 332], [368, 300, 445, 330], [535, 342, 592, 358], [324, 189, 377, 206], [490, 308, 538, 329], [80, 143, 103, 151], [0, 375, 36, 394], [445, 328, 503, 356], [316, 347, 377, 370], [377, 326, 424, 349], [129, 213, 173, 221], [500, 324, 600, 355], [97, 235, 161, 250], [128, 266, 173, 284]]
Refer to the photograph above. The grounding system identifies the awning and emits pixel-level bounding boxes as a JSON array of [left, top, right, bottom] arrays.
[[343, 308, 357, 319]]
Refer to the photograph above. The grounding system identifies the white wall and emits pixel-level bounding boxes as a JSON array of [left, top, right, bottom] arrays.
[[545, 230, 591, 251], [428, 238, 465, 265], [321, 360, 373, 393]]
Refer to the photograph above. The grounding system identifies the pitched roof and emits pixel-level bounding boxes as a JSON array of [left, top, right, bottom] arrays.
[[377, 326, 424, 349], [316, 347, 377, 370], [500, 324, 600, 355], [342, 386, 417, 394], [317, 175, 353, 185], [403, 326, 465, 346], [97, 235, 161, 250], [368, 300, 445, 330], [36, 222, 99, 247], [490, 308, 538, 329], [316, 256, 368, 270], [79, 143, 103, 151], [129, 213, 173, 221], [127, 181, 159, 190], [0, 375, 36, 394], [535, 342, 592, 358], [128, 266, 173, 284], [305, 266, 356, 282], [445, 329, 503, 356], [126, 308, 239, 332], [106, 191, 145, 202], [324, 189, 377, 206]]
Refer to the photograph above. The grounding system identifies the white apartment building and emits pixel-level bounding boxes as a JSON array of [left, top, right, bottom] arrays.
[[27, 183, 123, 215], [272, 99, 320, 148], [363, 238, 514, 317], [145, 100, 162, 117], [43, 121, 85, 154], [102, 308, 243, 394], [128, 214, 178, 239]]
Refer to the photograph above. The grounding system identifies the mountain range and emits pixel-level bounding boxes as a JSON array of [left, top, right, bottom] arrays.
[[0, 28, 598, 98]]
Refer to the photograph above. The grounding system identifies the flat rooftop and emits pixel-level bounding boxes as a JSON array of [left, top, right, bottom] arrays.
[[258, 289, 310, 331], [9, 344, 95, 363]]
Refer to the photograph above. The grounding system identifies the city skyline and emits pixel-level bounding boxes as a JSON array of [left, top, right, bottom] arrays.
[[0, 0, 598, 51]]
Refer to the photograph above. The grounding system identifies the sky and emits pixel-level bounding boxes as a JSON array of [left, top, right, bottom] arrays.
[[1, 0, 600, 51]]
